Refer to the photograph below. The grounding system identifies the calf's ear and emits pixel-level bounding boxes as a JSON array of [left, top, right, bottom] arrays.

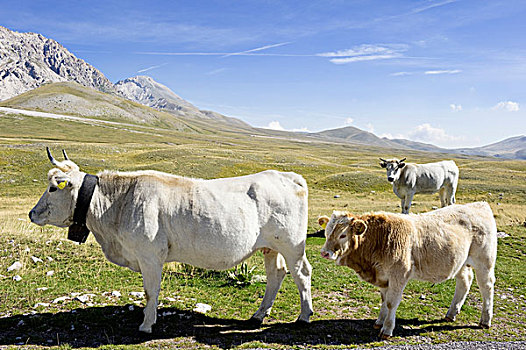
[[398, 162, 406, 168], [352, 220, 367, 235], [318, 216, 330, 229]]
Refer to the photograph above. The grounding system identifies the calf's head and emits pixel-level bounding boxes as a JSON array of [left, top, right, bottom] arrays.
[[319, 212, 367, 260], [379, 157, 406, 182], [29, 148, 85, 227]]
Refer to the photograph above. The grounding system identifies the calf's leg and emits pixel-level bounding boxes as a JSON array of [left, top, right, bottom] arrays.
[[374, 287, 388, 329], [445, 265, 473, 321], [379, 279, 407, 339], [250, 250, 287, 323]]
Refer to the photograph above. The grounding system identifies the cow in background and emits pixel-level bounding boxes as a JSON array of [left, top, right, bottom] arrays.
[[319, 202, 497, 339], [379, 158, 459, 213]]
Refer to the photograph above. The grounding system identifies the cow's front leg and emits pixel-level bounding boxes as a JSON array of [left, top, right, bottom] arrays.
[[402, 193, 414, 214], [379, 280, 406, 339], [374, 287, 388, 329], [138, 259, 163, 333]]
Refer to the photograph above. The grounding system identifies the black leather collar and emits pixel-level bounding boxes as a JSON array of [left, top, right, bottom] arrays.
[[68, 174, 98, 243]]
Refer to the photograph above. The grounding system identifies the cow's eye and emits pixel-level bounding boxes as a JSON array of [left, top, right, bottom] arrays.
[[49, 187, 58, 193], [339, 234, 347, 240]]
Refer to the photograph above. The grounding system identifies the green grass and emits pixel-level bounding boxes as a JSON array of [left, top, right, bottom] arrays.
[[0, 113, 525, 349]]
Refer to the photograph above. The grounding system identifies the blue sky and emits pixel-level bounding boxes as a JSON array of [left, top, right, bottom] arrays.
[[2, 0, 525, 147]]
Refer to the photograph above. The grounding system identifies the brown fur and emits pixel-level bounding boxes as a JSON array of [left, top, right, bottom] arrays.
[[337, 213, 412, 287]]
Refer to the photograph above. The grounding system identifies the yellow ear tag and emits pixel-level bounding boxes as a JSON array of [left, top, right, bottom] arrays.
[[320, 222, 327, 229], [57, 181, 67, 190]]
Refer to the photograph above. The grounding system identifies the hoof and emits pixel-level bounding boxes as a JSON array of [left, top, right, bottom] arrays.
[[444, 316, 455, 322], [373, 323, 382, 330], [243, 317, 263, 329], [139, 324, 152, 333], [478, 322, 491, 329], [379, 333, 391, 340], [294, 319, 310, 326]]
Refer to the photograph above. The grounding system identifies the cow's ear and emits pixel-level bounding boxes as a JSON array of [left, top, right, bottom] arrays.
[[53, 175, 72, 190], [352, 220, 367, 235], [318, 216, 330, 229], [398, 162, 406, 169], [380, 162, 387, 168]]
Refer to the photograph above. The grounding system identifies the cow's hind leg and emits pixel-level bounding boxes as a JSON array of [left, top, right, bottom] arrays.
[[138, 259, 163, 333], [445, 265, 473, 322], [284, 253, 313, 323], [474, 262, 495, 328], [439, 188, 447, 207], [250, 250, 287, 324]]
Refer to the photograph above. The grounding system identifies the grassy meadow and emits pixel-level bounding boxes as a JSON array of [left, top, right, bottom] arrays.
[[1, 112, 525, 349]]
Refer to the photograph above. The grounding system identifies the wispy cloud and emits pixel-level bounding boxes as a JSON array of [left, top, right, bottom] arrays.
[[424, 69, 462, 75], [222, 42, 290, 57], [410, 0, 459, 15], [492, 101, 520, 112], [318, 44, 408, 64], [137, 63, 167, 73], [390, 71, 414, 76]]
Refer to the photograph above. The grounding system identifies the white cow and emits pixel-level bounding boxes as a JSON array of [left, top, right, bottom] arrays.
[[380, 158, 459, 214], [29, 148, 313, 333]]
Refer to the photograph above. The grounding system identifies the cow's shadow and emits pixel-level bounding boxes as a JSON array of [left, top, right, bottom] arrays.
[[0, 305, 479, 348]]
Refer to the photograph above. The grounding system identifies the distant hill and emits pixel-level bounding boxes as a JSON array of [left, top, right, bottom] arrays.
[[310, 125, 526, 160], [454, 135, 526, 160], [0, 82, 190, 130]]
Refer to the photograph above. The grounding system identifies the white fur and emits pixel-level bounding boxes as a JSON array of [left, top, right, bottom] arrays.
[[31, 167, 313, 333], [383, 159, 459, 214]]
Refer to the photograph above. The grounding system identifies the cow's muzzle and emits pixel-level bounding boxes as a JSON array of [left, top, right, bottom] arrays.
[[320, 249, 336, 260], [387, 177, 394, 182]]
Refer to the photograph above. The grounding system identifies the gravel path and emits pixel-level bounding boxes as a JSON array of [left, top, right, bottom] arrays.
[[359, 341, 526, 349]]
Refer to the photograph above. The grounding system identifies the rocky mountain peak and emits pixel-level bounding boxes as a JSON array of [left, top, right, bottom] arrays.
[[0, 26, 114, 101]]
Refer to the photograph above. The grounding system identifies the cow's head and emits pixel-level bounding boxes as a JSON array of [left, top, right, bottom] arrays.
[[379, 157, 406, 182], [319, 212, 367, 260], [29, 148, 85, 227]]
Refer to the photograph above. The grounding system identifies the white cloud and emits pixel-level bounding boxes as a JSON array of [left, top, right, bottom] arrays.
[[365, 123, 375, 133], [450, 104, 462, 112], [265, 121, 285, 130], [263, 121, 310, 132], [406, 123, 463, 145], [390, 71, 414, 76], [345, 117, 354, 125], [492, 101, 520, 112], [424, 69, 462, 75], [318, 44, 407, 65]]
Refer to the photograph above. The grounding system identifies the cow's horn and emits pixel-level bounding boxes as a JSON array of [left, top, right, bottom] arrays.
[[379, 158, 387, 162], [62, 149, 69, 160], [400, 157, 407, 162], [47, 147, 59, 166]]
